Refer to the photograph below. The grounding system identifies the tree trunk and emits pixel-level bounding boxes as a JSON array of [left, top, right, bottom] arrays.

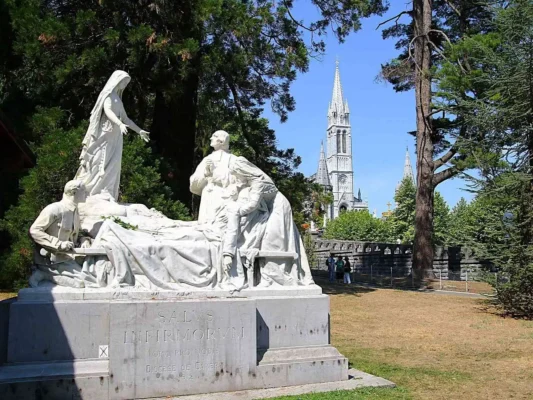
[[151, 68, 199, 207], [527, 44, 533, 246], [150, 2, 201, 209], [412, 0, 435, 285]]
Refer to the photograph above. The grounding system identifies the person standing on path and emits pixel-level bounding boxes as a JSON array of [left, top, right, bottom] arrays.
[[343, 256, 352, 284], [326, 254, 335, 282], [335, 256, 344, 283]]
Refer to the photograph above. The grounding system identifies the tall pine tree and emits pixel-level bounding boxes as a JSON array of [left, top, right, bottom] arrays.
[[378, 0, 500, 283]]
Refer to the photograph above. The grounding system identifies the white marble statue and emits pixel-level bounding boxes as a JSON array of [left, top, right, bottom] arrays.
[[29, 180, 92, 288], [190, 130, 237, 224], [27, 73, 315, 291], [78, 146, 313, 290], [221, 155, 313, 286], [74, 70, 149, 201]]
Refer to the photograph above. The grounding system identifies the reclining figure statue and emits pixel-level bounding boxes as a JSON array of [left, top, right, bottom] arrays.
[[27, 71, 314, 291]]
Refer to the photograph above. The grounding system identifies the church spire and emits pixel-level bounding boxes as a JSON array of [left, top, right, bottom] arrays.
[[316, 141, 330, 187], [403, 146, 415, 183], [328, 60, 349, 126], [331, 59, 344, 110]]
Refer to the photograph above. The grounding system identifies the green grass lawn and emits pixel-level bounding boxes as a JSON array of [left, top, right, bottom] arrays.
[[268, 280, 533, 400], [270, 387, 411, 399]]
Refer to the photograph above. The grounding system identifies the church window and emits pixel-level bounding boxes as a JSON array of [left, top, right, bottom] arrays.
[[339, 204, 348, 213], [336, 133, 341, 153], [342, 131, 346, 153]]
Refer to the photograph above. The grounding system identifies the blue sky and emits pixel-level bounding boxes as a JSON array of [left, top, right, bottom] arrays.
[[262, 2, 474, 215]]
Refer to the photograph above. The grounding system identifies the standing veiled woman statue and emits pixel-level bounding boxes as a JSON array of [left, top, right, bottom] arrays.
[[75, 70, 149, 201]]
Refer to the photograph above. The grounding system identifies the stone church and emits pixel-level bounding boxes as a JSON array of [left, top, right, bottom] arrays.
[[313, 61, 368, 221]]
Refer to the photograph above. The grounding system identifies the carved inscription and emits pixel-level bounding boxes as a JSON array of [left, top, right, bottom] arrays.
[[123, 308, 247, 381], [123, 326, 245, 343]]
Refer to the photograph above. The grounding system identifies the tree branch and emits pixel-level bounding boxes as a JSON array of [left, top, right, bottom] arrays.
[[282, 0, 318, 33], [428, 108, 445, 117], [433, 147, 458, 170], [433, 164, 462, 186], [376, 11, 411, 30], [441, 0, 461, 17], [428, 39, 448, 60], [408, 34, 426, 73]]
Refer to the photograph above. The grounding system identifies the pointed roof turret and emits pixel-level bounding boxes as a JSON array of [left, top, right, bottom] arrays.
[[331, 59, 344, 110], [316, 141, 331, 187], [403, 146, 415, 183], [396, 147, 415, 193], [328, 60, 350, 126]]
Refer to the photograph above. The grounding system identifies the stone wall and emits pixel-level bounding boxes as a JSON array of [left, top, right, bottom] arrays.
[[311, 237, 489, 281]]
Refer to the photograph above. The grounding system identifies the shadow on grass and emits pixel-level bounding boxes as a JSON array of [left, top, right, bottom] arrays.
[[472, 298, 502, 315], [314, 276, 377, 296]]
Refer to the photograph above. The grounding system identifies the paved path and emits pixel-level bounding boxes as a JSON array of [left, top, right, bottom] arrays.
[[316, 277, 489, 299]]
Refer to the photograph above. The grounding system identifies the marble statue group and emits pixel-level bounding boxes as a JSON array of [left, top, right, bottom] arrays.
[[28, 71, 314, 291]]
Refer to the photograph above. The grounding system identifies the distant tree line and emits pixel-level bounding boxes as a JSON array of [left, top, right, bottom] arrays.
[[323, 177, 450, 245]]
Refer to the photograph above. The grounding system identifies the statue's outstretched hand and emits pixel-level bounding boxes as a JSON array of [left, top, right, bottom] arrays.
[[120, 123, 129, 135], [139, 130, 150, 142]]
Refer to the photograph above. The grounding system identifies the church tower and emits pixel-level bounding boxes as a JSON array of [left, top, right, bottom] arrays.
[[316, 141, 331, 188], [396, 146, 415, 192], [403, 146, 415, 183], [324, 60, 367, 219]]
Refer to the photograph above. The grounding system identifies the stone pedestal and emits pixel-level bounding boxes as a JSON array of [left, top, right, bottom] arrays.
[[0, 285, 347, 399]]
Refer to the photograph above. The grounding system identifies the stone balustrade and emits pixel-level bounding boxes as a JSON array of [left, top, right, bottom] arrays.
[[311, 237, 490, 281]]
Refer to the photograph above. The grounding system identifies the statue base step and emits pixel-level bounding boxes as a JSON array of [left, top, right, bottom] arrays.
[[0, 293, 348, 399], [17, 282, 323, 302]]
